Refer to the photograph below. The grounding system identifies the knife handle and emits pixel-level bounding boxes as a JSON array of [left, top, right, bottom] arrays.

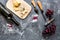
[[37, 1, 43, 11], [0, 2, 20, 26], [31, 0, 36, 7]]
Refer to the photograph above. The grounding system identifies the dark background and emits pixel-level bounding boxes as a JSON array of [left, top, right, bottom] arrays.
[[0, 0, 60, 40]]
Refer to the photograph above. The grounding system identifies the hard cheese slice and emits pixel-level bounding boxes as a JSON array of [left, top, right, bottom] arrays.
[[6, 0, 31, 19]]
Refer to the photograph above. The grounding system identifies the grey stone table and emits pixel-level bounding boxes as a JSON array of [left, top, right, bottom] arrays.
[[0, 0, 60, 40]]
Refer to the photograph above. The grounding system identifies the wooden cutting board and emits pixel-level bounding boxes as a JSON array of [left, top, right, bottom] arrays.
[[6, 0, 32, 19]]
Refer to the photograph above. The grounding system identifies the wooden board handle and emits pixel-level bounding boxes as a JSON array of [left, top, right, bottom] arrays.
[[37, 1, 43, 11], [31, 0, 36, 7]]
